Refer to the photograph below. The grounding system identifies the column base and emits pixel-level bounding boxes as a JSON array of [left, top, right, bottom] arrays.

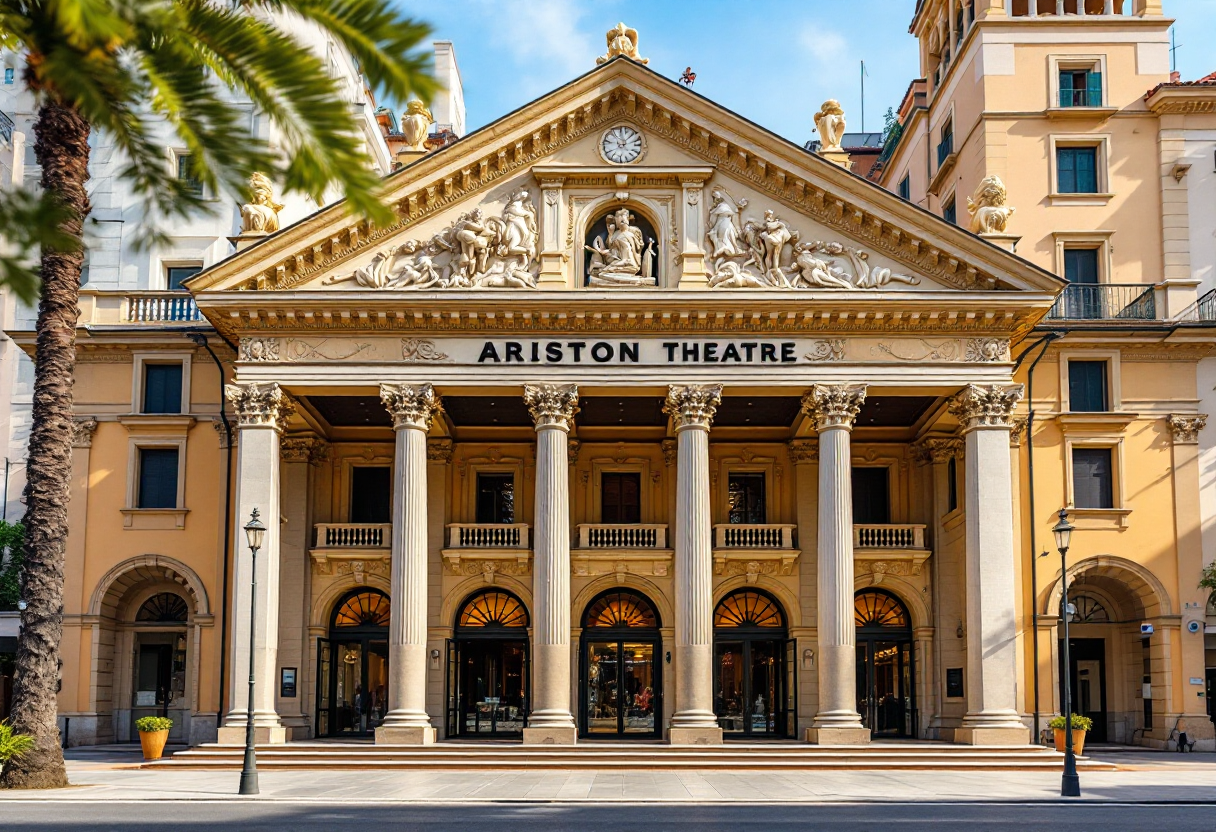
[[375, 725, 436, 745], [217, 725, 287, 745], [523, 725, 578, 745], [805, 726, 871, 745], [667, 726, 723, 746], [953, 725, 1030, 746]]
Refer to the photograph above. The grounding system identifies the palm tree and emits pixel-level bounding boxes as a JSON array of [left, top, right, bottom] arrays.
[[0, 0, 436, 789]]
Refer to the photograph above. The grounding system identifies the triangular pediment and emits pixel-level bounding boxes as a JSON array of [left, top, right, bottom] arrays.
[[190, 57, 1062, 300]]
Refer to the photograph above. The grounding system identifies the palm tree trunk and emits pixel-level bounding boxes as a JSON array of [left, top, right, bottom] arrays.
[[0, 96, 89, 790]]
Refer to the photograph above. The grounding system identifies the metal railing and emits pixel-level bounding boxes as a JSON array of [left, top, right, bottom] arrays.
[[1046, 284, 1157, 321], [713, 524, 796, 549], [853, 524, 927, 550], [936, 133, 954, 168], [314, 523, 392, 548], [576, 524, 668, 549], [125, 292, 202, 323], [1196, 288, 1216, 322], [0, 111, 13, 145], [447, 523, 530, 549]]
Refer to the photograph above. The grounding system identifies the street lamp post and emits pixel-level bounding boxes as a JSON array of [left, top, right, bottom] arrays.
[[239, 508, 266, 796], [1051, 507, 1080, 798]]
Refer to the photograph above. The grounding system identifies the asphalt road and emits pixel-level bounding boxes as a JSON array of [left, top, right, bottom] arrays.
[[4, 802, 1216, 831]]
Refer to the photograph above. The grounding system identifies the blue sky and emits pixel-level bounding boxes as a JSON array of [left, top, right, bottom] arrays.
[[393, 0, 1216, 145]]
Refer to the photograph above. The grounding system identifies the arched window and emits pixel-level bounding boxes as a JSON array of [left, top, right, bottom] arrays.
[[135, 592, 189, 623], [332, 590, 390, 628], [714, 590, 785, 629], [855, 589, 910, 631], [1070, 594, 1110, 623], [457, 590, 529, 629], [582, 589, 658, 629]]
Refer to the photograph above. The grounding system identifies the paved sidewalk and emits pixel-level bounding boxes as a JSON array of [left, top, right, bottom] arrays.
[[1, 750, 1214, 803]]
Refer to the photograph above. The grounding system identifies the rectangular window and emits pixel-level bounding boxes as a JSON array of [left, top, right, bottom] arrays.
[[1059, 69, 1102, 108], [851, 467, 890, 525], [142, 363, 183, 415], [475, 473, 515, 524], [601, 472, 641, 524], [176, 153, 203, 197], [350, 466, 391, 524], [1057, 146, 1098, 194], [4, 68, 13, 85], [727, 473, 766, 525], [937, 119, 954, 168], [137, 448, 180, 509], [1072, 447, 1114, 509], [943, 197, 957, 225], [947, 456, 958, 513], [1063, 248, 1099, 284], [1068, 360, 1108, 412], [898, 175, 911, 201], [166, 265, 201, 291]]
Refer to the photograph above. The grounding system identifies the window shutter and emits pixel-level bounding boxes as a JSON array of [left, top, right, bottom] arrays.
[[138, 448, 180, 509], [1058, 148, 1075, 193], [1078, 147, 1098, 193], [1086, 71, 1102, 107], [142, 364, 183, 414], [1059, 71, 1074, 107]]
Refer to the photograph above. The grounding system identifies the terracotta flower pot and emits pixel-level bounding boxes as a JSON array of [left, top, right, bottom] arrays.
[[1053, 727, 1086, 756], [139, 728, 170, 761]]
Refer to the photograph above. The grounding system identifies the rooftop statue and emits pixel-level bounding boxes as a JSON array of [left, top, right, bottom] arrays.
[[240, 172, 285, 234], [966, 175, 1015, 235], [814, 100, 847, 153], [596, 22, 648, 65], [401, 99, 434, 152]]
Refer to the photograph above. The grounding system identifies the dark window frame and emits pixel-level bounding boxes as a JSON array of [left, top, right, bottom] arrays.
[[1071, 446, 1115, 509], [600, 471, 642, 524], [1067, 360, 1109, 413], [349, 465, 392, 524], [475, 472, 516, 524], [1058, 68, 1102, 108], [898, 175, 911, 201], [1063, 247, 1100, 284], [851, 466, 891, 525], [176, 153, 203, 197], [946, 456, 959, 513], [1057, 145, 1100, 194], [136, 447, 180, 509], [727, 472, 767, 525], [942, 197, 957, 225], [141, 362, 184, 415], [166, 264, 202, 291]]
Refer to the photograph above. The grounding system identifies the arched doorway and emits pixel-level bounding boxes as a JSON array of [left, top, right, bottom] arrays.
[[579, 589, 662, 738], [855, 589, 916, 738], [446, 589, 529, 738], [713, 589, 795, 738], [127, 592, 190, 742], [316, 589, 390, 738]]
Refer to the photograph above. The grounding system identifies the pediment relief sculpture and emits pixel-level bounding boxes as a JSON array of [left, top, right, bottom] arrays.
[[325, 188, 538, 290], [705, 190, 919, 291]]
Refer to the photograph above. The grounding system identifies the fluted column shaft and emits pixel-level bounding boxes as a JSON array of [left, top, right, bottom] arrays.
[[803, 383, 870, 745], [523, 384, 579, 744], [665, 384, 723, 744], [377, 384, 442, 744]]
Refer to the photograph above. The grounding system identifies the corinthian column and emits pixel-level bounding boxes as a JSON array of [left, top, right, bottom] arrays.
[[949, 383, 1030, 746], [376, 383, 443, 745], [802, 383, 871, 745], [219, 382, 294, 745], [664, 384, 723, 745], [522, 383, 579, 745]]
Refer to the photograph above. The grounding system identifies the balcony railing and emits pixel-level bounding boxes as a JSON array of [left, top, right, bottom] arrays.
[[0, 111, 13, 146], [576, 524, 668, 549], [314, 523, 391, 548], [1046, 284, 1157, 321], [713, 524, 796, 549], [936, 134, 954, 168], [1196, 289, 1216, 322], [853, 524, 927, 550], [126, 292, 202, 323], [447, 523, 530, 549]]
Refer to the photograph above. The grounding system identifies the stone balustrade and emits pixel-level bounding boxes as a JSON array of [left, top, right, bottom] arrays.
[[853, 523, 927, 550], [447, 523, 531, 549], [314, 522, 392, 549], [713, 523, 796, 549], [576, 523, 668, 549]]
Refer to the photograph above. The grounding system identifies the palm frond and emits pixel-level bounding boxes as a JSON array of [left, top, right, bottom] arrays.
[[0, 189, 80, 304]]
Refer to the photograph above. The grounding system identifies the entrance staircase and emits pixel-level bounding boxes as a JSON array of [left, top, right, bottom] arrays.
[[147, 741, 1116, 771]]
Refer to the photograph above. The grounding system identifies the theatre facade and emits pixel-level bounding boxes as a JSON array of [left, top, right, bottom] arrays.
[[34, 49, 1213, 750]]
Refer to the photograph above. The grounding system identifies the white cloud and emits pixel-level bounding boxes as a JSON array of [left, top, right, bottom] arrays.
[[797, 25, 849, 68], [477, 0, 598, 96]]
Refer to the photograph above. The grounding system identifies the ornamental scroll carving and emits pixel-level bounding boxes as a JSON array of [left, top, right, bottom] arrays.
[[964, 338, 1010, 362], [427, 438, 454, 463], [240, 337, 280, 362], [380, 383, 443, 431], [280, 436, 328, 464], [788, 439, 819, 464], [664, 384, 723, 430], [225, 382, 295, 430], [401, 338, 450, 362], [325, 189, 538, 290], [705, 194, 920, 291], [1167, 414, 1207, 444], [801, 384, 867, 431], [805, 339, 846, 362], [948, 384, 1024, 431], [523, 383, 579, 431], [913, 437, 962, 464]]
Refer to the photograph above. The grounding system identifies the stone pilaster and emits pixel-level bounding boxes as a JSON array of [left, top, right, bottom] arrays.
[[522, 383, 579, 744], [376, 384, 442, 744], [664, 384, 723, 745], [220, 382, 294, 745], [949, 384, 1030, 746], [801, 383, 870, 745], [537, 176, 567, 287]]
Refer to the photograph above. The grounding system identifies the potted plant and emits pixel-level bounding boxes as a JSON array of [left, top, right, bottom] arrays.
[[0, 720, 35, 776], [1048, 713, 1093, 755], [134, 716, 173, 761]]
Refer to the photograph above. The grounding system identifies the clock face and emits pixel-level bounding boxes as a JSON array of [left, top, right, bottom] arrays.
[[601, 126, 643, 164]]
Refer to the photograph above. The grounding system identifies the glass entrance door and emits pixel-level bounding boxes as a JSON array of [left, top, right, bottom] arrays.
[[326, 638, 389, 736], [714, 639, 786, 736], [1066, 638, 1107, 743], [453, 639, 527, 736], [582, 639, 658, 737], [857, 639, 913, 737]]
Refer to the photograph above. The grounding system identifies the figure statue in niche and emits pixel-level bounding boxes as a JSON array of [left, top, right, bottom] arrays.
[[705, 187, 747, 258], [641, 238, 655, 279], [814, 99, 847, 153], [400, 99, 433, 152], [497, 188, 537, 271], [240, 172, 284, 234], [584, 208, 653, 286], [596, 22, 648, 65]]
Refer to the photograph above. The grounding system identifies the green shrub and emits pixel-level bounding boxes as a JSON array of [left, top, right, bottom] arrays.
[[1048, 713, 1094, 732], [0, 721, 35, 764], [0, 521, 26, 611], [134, 716, 173, 733]]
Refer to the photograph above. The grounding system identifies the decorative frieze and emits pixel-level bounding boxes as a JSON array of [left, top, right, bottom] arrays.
[[523, 383, 580, 431], [240, 337, 280, 362], [401, 339, 450, 363], [964, 338, 1010, 363], [663, 384, 722, 430], [948, 384, 1023, 431], [225, 382, 295, 431], [380, 383, 443, 431], [72, 417, 99, 449], [804, 339, 846, 362], [1167, 414, 1207, 445], [788, 439, 819, 464], [913, 436, 963, 464], [800, 383, 867, 431]]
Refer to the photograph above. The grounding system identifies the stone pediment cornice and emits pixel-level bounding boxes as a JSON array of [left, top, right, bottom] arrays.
[[190, 59, 1061, 298]]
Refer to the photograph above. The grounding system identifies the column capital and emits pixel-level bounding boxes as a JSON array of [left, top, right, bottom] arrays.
[[788, 438, 819, 464], [72, 416, 99, 449], [1168, 413, 1207, 445], [225, 381, 295, 431], [524, 383, 579, 431], [280, 434, 328, 465], [381, 383, 443, 431], [800, 383, 866, 431], [912, 436, 962, 464], [663, 384, 722, 431], [427, 437, 454, 462], [949, 383, 1024, 432]]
